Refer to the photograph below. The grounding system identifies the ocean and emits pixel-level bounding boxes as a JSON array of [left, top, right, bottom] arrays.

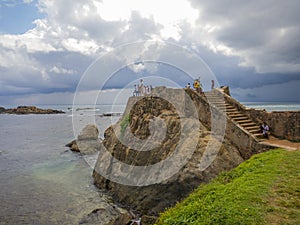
[[0, 105, 125, 225], [243, 102, 300, 112], [0, 102, 299, 224]]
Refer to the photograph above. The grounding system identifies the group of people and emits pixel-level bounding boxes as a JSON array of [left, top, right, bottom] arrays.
[[185, 79, 215, 94], [133, 79, 153, 96]]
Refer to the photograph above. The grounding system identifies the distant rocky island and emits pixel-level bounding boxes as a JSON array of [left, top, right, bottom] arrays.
[[0, 106, 65, 114]]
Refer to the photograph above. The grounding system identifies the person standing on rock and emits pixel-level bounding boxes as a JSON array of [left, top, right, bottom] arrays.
[[211, 80, 215, 90], [193, 79, 202, 94], [133, 84, 139, 96], [138, 79, 144, 96], [193, 79, 199, 92]]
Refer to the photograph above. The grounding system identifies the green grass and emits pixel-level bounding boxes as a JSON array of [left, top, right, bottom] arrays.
[[155, 149, 300, 225], [120, 115, 131, 138]]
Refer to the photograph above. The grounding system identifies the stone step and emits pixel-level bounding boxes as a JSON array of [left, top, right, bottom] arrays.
[[253, 133, 264, 139], [233, 116, 250, 121], [207, 97, 223, 100], [211, 103, 226, 106], [226, 107, 236, 111], [205, 92, 264, 140], [226, 107, 234, 110], [208, 99, 224, 102], [248, 131, 262, 137], [209, 100, 224, 102], [229, 113, 245, 118], [204, 93, 217, 96], [226, 108, 238, 113], [246, 126, 260, 132], [248, 129, 261, 134], [226, 105, 235, 108], [237, 118, 252, 123], [206, 98, 223, 101], [205, 95, 221, 99], [239, 122, 258, 127], [214, 107, 227, 110], [227, 109, 239, 112], [210, 105, 226, 110], [212, 105, 227, 109], [227, 111, 242, 116], [206, 97, 224, 101]]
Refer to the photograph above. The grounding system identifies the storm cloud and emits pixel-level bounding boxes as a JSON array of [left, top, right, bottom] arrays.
[[0, 0, 299, 104]]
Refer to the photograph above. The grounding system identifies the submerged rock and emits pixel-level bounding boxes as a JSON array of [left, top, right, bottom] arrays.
[[79, 205, 132, 225]]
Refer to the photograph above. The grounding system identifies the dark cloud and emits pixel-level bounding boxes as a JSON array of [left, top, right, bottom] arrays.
[[188, 0, 300, 73], [1, 0, 300, 104], [231, 80, 300, 102]]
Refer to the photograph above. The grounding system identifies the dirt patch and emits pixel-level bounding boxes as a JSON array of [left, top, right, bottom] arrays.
[[262, 136, 300, 151]]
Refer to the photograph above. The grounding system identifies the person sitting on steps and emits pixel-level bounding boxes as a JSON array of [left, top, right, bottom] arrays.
[[260, 122, 269, 139]]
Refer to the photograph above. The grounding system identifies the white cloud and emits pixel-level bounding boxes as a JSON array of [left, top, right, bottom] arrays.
[[0, 0, 299, 104], [0, 31, 57, 53], [61, 38, 99, 55], [94, 0, 198, 24], [49, 66, 76, 75]]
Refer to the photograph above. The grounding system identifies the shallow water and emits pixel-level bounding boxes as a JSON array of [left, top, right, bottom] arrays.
[[0, 113, 122, 225]]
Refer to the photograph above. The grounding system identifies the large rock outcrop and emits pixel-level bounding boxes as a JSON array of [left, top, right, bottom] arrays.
[[92, 90, 245, 218]]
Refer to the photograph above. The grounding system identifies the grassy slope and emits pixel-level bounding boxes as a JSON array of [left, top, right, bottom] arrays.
[[155, 149, 300, 225]]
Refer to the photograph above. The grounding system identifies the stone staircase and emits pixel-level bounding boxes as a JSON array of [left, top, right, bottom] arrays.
[[204, 92, 264, 140]]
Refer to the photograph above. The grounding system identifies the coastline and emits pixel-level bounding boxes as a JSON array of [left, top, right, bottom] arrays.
[[1, 96, 299, 224]]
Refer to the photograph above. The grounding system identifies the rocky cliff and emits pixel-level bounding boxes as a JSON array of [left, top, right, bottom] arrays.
[[92, 88, 247, 218]]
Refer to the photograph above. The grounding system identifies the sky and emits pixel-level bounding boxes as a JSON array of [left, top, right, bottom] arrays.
[[0, 0, 300, 106]]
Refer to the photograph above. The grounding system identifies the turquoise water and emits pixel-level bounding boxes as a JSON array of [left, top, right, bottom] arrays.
[[0, 107, 125, 224]]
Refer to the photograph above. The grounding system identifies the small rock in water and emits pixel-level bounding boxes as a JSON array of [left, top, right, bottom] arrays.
[[66, 124, 102, 155], [66, 140, 79, 152], [78, 124, 99, 140]]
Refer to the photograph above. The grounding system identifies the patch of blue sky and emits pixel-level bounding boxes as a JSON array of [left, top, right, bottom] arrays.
[[0, 0, 44, 34]]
